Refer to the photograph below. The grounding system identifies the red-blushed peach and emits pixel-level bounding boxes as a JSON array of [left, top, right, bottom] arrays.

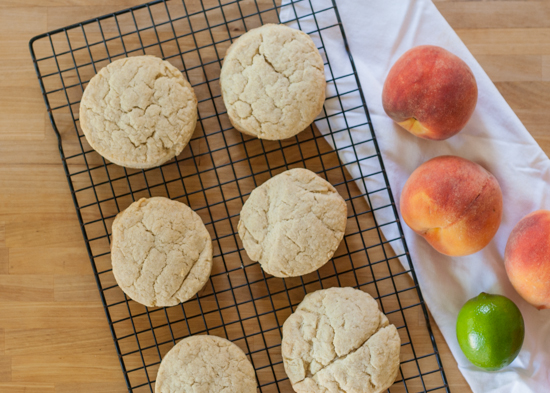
[[505, 210, 550, 310], [382, 45, 478, 141], [400, 156, 502, 256]]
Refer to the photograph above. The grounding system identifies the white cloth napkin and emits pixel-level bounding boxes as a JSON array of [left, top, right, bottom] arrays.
[[280, 0, 550, 392]]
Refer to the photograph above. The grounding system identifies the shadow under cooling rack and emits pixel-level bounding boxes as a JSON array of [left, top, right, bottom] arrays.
[[29, 0, 450, 392]]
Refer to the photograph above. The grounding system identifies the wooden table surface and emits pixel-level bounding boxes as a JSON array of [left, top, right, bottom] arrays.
[[0, 0, 547, 392]]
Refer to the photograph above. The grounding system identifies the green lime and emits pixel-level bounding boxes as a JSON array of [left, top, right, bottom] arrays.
[[456, 292, 524, 371]]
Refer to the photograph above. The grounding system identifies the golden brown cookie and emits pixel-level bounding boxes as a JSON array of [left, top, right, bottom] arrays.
[[282, 287, 401, 393], [111, 197, 212, 307], [220, 24, 326, 140], [155, 335, 257, 393], [238, 168, 347, 277], [80, 55, 197, 168]]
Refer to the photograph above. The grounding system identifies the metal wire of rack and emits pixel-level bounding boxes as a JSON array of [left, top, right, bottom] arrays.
[[29, 0, 451, 392]]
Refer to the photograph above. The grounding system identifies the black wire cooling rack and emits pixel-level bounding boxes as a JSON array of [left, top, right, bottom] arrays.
[[29, 0, 451, 392]]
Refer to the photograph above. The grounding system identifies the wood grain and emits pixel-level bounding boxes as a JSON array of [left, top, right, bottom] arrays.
[[0, 0, 545, 392]]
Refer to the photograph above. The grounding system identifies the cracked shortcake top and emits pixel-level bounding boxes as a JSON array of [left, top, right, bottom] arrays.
[[282, 287, 401, 393], [238, 168, 347, 277], [155, 335, 257, 393], [111, 197, 212, 307], [220, 24, 326, 140], [79, 55, 197, 168]]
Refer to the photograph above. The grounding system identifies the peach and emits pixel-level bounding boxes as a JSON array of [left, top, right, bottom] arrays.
[[505, 210, 550, 310], [400, 156, 502, 256], [382, 45, 478, 140]]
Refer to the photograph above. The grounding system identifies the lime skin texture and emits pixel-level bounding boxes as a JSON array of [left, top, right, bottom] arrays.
[[456, 292, 525, 371]]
